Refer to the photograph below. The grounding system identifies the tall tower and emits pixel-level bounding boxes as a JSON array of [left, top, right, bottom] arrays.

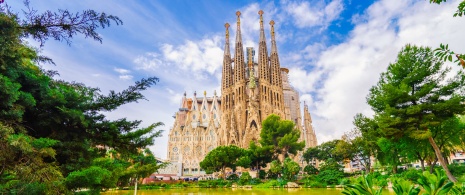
[[269, 20, 285, 116], [220, 23, 233, 145], [257, 10, 272, 122], [232, 11, 247, 146], [303, 102, 317, 148]]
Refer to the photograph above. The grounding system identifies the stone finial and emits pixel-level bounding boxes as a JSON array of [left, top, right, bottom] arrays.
[[214, 90, 217, 96], [259, 10, 264, 26], [225, 23, 230, 39], [204, 90, 207, 96], [184, 91, 186, 96], [236, 11, 241, 17], [270, 20, 275, 26], [194, 91, 197, 96]]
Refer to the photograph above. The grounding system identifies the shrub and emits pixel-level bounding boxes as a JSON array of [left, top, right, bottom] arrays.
[[258, 170, 266, 179], [401, 168, 421, 183], [448, 163, 465, 177], [304, 164, 318, 175], [238, 172, 252, 185], [316, 169, 344, 185]]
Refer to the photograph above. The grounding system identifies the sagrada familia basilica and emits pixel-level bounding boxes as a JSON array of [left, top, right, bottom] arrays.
[[165, 11, 317, 176]]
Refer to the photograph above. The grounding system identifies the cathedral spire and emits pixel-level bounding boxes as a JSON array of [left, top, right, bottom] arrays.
[[234, 11, 245, 83], [221, 23, 233, 90], [269, 20, 282, 87], [270, 20, 278, 56], [258, 10, 269, 82]]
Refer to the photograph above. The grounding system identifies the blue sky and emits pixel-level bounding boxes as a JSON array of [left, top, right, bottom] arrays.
[[4, 0, 465, 159]]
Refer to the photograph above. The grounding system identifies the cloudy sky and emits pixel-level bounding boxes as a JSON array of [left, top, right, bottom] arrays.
[[4, 0, 465, 159]]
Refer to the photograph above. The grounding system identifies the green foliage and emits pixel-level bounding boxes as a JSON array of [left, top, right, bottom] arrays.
[[417, 169, 454, 195], [282, 157, 300, 181], [0, 6, 162, 193], [304, 140, 345, 163], [243, 141, 273, 171], [450, 183, 465, 195], [401, 168, 422, 183], [255, 179, 281, 188], [301, 175, 327, 188], [65, 166, 112, 191], [367, 44, 465, 180], [258, 170, 266, 179], [304, 164, 319, 175], [342, 174, 383, 195], [200, 145, 247, 179], [5, 0, 123, 46], [448, 163, 465, 178], [269, 160, 282, 176], [316, 169, 344, 185], [260, 114, 305, 160], [392, 178, 420, 195], [238, 172, 252, 185]]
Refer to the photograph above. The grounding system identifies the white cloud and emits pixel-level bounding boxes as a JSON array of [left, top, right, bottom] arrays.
[[284, 0, 344, 29], [114, 68, 130, 74], [119, 75, 133, 80], [134, 52, 162, 71], [134, 36, 224, 78]]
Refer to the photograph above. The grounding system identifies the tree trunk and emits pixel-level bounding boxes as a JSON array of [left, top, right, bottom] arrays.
[[429, 159, 437, 174], [428, 137, 457, 182], [420, 160, 425, 171], [134, 176, 138, 195], [222, 167, 226, 180]]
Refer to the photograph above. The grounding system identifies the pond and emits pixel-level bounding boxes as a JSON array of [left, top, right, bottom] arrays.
[[103, 188, 395, 195]]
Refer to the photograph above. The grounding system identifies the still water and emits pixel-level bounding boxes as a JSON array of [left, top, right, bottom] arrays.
[[104, 188, 395, 195]]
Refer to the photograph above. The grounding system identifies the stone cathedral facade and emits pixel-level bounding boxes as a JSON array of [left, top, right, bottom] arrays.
[[166, 11, 317, 176]]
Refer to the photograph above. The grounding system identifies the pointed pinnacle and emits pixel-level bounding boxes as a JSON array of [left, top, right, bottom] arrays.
[[225, 23, 230, 39]]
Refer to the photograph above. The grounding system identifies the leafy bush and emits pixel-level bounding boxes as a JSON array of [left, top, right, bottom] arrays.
[[417, 170, 454, 195], [258, 170, 266, 179], [342, 174, 383, 195], [448, 163, 465, 177], [304, 164, 319, 175], [282, 158, 300, 181], [316, 169, 344, 185], [238, 172, 252, 185], [249, 178, 261, 185], [391, 178, 420, 195], [401, 168, 421, 183]]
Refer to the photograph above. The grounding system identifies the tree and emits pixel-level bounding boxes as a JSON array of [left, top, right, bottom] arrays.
[[260, 114, 305, 161], [199, 145, 246, 179], [351, 114, 381, 174], [3, 0, 122, 47], [268, 160, 283, 179], [282, 157, 300, 181], [302, 146, 319, 164], [367, 44, 465, 182], [314, 140, 345, 162], [0, 4, 163, 193], [240, 141, 272, 172]]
